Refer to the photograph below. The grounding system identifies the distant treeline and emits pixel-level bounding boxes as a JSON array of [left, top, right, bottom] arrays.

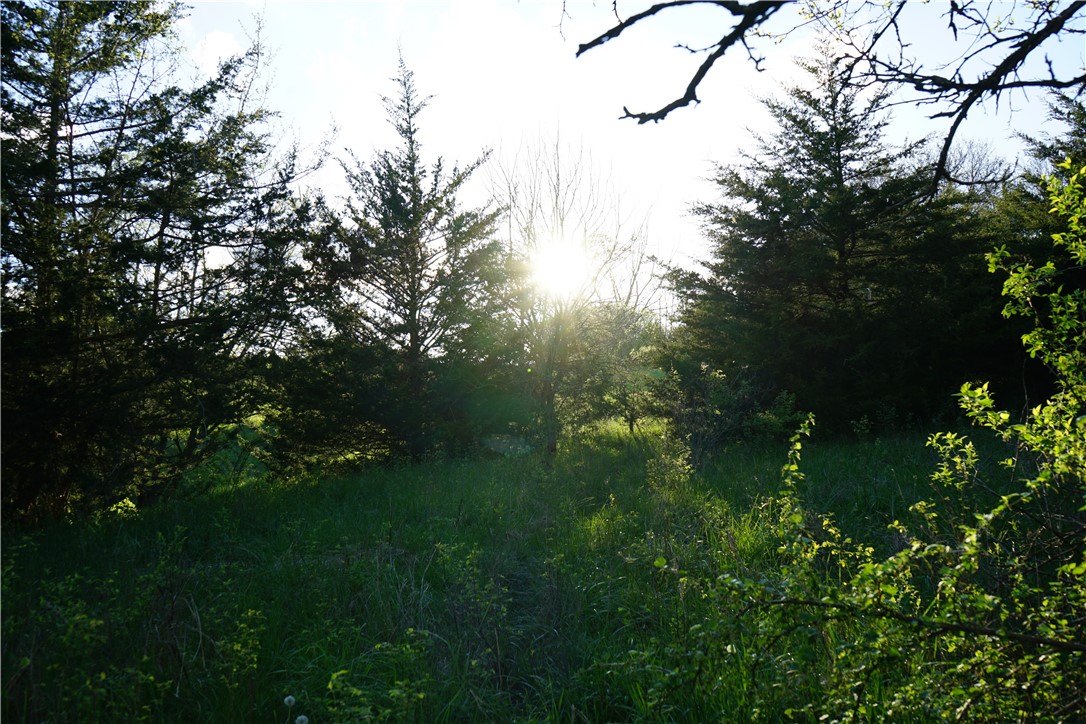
[[2, 1, 1082, 522]]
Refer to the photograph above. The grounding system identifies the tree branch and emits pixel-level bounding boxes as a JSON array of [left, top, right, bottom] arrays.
[[577, 0, 1086, 162], [578, 1, 789, 123], [755, 597, 1086, 654]]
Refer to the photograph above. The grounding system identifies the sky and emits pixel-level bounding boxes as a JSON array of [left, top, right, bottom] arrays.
[[175, 1, 1086, 269]]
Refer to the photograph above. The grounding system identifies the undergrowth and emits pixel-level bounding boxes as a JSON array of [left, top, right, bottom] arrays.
[[3, 420, 961, 722], [6, 401, 1074, 723]]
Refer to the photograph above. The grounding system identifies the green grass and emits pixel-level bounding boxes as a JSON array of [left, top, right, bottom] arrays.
[[2, 421, 989, 722], [702, 434, 939, 548]]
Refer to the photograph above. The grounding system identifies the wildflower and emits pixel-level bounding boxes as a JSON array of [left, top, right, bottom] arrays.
[[296, 716, 309, 724], [284, 695, 296, 708]]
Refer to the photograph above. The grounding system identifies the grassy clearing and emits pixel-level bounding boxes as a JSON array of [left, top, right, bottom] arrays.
[[3, 421, 967, 722]]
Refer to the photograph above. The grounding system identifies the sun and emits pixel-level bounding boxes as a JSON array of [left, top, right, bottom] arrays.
[[529, 237, 591, 301]]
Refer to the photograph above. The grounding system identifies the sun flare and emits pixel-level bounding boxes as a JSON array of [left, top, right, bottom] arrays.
[[529, 238, 591, 300]]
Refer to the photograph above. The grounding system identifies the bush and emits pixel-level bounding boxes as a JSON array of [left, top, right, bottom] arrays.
[[711, 162, 1086, 720]]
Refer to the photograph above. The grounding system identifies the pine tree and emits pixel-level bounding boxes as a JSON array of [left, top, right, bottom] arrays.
[[674, 44, 1006, 433], [1, 1, 307, 518], [314, 58, 501, 458]]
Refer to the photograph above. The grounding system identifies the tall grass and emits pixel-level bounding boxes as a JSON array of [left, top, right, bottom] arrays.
[[3, 422, 961, 722]]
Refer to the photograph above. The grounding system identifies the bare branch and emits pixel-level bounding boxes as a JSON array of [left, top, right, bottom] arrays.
[[578, 0, 1085, 183], [755, 597, 1086, 654], [579, 1, 789, 123]]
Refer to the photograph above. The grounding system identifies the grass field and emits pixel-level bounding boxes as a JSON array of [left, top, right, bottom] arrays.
[[2, 421, 985, 722]]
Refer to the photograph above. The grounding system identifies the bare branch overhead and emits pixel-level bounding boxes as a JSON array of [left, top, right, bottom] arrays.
[[577, 1, 789, 123], [577, 0, 1086, 182]]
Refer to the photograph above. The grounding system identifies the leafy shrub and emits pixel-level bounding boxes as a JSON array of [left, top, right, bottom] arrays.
[[716, 162, 1086, 720]]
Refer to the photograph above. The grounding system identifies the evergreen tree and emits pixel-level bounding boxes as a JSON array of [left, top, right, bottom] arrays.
[[309, 58, 502, 458], [1019, 93, 1086, 174], [1, 1, 307, 518], [674, 45, 1008, 435], [994, 94, 1086, 280], [981, 94, 1086, 405]]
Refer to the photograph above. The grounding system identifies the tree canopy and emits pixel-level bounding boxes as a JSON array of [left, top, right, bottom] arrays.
[[1, 0, 1079, 527], [669, 45, 1022, 440], [1, 0, 308, 518]]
